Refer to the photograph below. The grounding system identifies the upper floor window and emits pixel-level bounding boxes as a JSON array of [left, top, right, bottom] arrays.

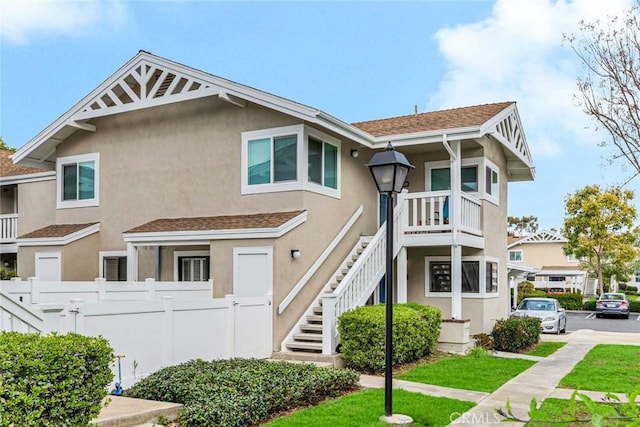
[[508, 250, 523, 262], [426, 157, 500, 206], [242, 125, 340, 198], [57, 153, 99, 209]]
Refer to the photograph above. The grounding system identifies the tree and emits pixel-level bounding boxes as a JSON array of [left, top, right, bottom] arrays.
[[562, 185, 639, 295], [507, 215, 538, 237], [566, 2, 640, 177], [0, 136, 15, 152]]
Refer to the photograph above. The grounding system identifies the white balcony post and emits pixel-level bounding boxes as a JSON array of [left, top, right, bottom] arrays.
[[321, 293, 338, 355]]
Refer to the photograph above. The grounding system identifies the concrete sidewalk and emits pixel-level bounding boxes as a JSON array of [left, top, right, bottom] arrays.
[[446, 330, 640, 426]]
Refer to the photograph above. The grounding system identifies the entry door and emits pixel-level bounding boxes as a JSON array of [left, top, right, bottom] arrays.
[[232, 247, 273, 358], [35, 252, 61, 281]]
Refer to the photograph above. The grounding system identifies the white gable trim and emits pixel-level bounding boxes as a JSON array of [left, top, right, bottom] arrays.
[[507, 229, 568, 248], [17, 223, 100, 247], [0, 170, 55, 185]]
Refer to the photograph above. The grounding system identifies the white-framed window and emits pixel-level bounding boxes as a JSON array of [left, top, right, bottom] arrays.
[[425, 157, 499, 205], [485, 159, 499, 205], [99, 251, 127, 281], [56, 153, 99, 209], [173, 250, 210, 281], [508, 250, 523, 262], [567, 253, 578, 262], [241, 124, 341, 198], [425, 256, 499, 297]]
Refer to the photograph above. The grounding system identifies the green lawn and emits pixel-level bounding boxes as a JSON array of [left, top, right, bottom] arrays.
[[396, 354, 535, 393], [264, 388, 475, 427], [525, 341, 567, 357], [560, 344, 640, 393]]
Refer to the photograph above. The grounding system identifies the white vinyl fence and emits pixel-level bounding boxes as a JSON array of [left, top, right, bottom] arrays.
[[0, 279, 272, 389]]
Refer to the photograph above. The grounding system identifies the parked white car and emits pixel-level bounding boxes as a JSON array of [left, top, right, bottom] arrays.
[[511, 297, 567, 334]]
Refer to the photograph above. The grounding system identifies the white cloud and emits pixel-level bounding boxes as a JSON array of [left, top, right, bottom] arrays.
[[0, 0, 127, 44], [430, 0, 634, 159]]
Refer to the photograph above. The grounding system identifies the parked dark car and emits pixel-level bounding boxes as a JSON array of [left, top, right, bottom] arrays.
[[596, 293, 630, 319]]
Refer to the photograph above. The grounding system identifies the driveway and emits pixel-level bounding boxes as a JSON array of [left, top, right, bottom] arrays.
[[563, 311, 640, 333]]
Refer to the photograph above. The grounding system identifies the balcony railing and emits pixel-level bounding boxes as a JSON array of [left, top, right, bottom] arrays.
[[399, 191, 482, 236], [0, 214, 18, 243]]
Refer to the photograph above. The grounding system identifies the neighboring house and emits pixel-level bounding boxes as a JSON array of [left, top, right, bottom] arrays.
[[507, 230, 587, 293], [9, 51, 534, 357], [0, 149, 56, 273]]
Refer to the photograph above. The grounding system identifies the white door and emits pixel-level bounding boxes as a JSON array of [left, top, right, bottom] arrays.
[[232, 247, 273, 359], [35, 252, 61, 281]]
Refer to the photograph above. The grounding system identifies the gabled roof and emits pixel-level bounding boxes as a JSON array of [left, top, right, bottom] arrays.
[[507, 229, 568, 248], [17, 223, 100, 246], [1, 150, 41, 177], [123, 210, 307, 243], [13, 51, 534, 181]]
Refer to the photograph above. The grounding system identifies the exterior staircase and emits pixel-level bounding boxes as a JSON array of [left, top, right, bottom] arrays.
[[283, 238, 371, 354]]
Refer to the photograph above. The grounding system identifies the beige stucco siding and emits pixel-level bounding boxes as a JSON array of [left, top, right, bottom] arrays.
[[17, 180, 56, 236], [513, 242, 575, 268]]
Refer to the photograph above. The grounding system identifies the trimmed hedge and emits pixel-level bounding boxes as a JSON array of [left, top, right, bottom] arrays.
[[520, 292, 584, 310], [0, 331, 114, 427], [491, 316, 540, 352], [126, 358, 359, 427], [338, 303, 441, 372]]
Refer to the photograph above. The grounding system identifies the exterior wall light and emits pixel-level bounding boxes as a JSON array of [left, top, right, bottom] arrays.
[[291, 249, 301, 259]]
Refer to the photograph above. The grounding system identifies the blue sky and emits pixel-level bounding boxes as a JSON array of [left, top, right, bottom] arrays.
[[0, 0, 636, 229]]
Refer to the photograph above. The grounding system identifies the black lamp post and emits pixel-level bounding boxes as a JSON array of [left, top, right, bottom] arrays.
[[366, 143, 414, 421]]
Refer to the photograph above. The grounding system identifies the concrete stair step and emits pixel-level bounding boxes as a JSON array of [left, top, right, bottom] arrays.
[[293, 332, 323, 342], [300, 323, 322, 332], [306, 315, 322, 324], [286, 341, 323, 352]]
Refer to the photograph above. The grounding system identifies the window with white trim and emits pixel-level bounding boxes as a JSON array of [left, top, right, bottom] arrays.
[[426, 256, 499, 296], [99, 251, 127, 281], [508, 250, 523, 262], [57, 153, 99, 209], [242, 125, 340, 198], [425, 157, 500, 205], [179, 256, 210, 281]]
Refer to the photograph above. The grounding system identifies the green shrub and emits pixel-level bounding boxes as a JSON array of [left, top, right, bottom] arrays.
[[491, 317, 540, 353], [472, 333, 494, 350], [0, 269, 16, 280], [546, 293, 583, 310], [0, 331, 114, 427], [626, 285, 638, 293], [338, 303, 441, 372], [631, 300, 640, 313], [126, 358, 359, 427], [583, 298, 597, 311]]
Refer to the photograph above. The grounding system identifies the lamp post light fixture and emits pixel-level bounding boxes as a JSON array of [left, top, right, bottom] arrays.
[[366, 143, 414, 424]]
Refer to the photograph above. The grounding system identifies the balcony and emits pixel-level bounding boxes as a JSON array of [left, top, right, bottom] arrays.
[[0, 213, 18, 244], [398, 191, 483, 248]]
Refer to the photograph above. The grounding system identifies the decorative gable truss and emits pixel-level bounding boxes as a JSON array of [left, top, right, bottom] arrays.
[[74, 58, 245, 122], [482, 105, 534, 181], [508, 230, 568, 248]]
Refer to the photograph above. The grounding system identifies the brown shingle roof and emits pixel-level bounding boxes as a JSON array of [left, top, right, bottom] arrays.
[[125, 211, 305, 233], [0, 149, 43, 177], [19, 223, 98, 239], [352, 102, 514, 137]]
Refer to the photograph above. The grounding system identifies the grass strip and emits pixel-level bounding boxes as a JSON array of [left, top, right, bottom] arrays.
[[265, 388, 475, 427], [560, 344, 640, 393], [525, 341, 566, 357], [397, 354, 534, 393]]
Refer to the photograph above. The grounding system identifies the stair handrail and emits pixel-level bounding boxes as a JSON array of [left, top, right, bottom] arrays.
[[321, 201, 405, 354]]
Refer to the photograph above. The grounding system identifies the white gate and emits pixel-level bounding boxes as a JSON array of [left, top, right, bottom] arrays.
[[232, 247, 273, 358]]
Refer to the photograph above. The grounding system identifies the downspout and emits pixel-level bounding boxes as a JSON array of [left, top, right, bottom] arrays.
[[155, 246, 161, 280], [443, 134, 462, 319]]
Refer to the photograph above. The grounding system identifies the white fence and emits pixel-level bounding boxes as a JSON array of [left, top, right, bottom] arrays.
[[0, 279, 272, 390]]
